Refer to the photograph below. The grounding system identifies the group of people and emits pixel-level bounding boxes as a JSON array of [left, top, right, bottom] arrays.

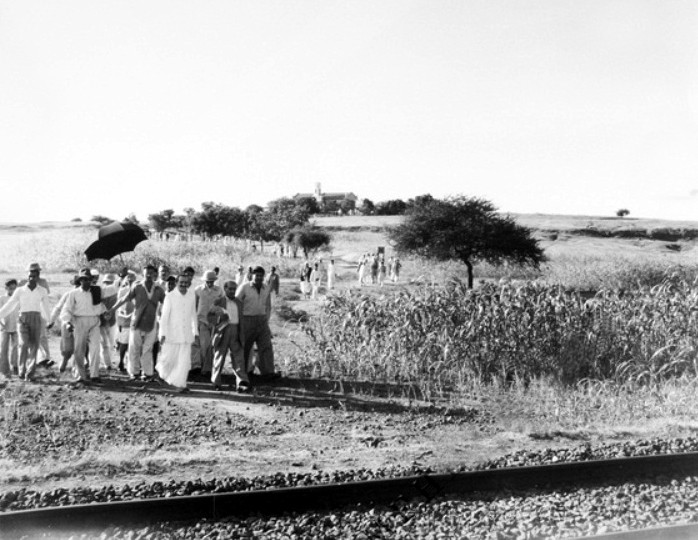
[[0, 262, 280, 393], [357, 254, 401, 287], [299, 259, 336, 300]]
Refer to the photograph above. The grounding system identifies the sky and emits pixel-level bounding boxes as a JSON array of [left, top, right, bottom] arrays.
[[1, 0, 697, 223]]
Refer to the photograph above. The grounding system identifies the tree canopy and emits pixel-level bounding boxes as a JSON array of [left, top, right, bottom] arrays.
[[389, 195, 544, 288], [285, 225, 332, 258]]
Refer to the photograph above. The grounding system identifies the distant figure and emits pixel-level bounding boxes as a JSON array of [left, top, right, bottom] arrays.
[[266, 266, 280, 304], [327, 259, 336, 290], [157, 274, 197, 392], [392, 257, 402, 283], [310, 262, 322, 299], [234, 265, 245, 288], [378, 259, 387, 287], [357, 257, 367, 286], [370, 255, 379, 284], [300, 262, 311, 299]]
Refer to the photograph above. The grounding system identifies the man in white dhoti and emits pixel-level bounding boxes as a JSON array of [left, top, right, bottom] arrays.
[[326, 259, 336, 290], [156, 274, 197, 392]]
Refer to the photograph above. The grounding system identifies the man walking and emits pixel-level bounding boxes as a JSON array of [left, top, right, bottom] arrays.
[[210, 280, 249, 392], [157, 273, 197, 392], [111, 265, 166, 381], [235, 266, 279, 382], [20, 263, 53, 368], [0, 279, 19, 378], [0, 264, 50, 381], [191, 270, 223, 376], [60, 269, 105, 382]]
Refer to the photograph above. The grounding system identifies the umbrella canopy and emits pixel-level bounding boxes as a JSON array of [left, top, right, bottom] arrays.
[[85, 221, 148, 261]]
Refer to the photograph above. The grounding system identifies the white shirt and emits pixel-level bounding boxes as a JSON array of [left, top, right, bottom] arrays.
[[224, 297, 239, 324], [60, 288, 106, 323], [0, 284, 49, 320], [158, 288, 198, 344]]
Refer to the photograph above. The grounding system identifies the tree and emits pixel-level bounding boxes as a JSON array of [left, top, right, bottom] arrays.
[[148, 209, 178, 232], [286, 226, 332, 258], [339, 199, 355, 214], [266, 197, 297, 213], [123, 213, 140, 225], [389, 195, 544, 289], [191, 202, 246, 238], [247, 204, 310, 251], [90, 215, 113, 225], [375, 199, 407, 215], [406, 194, 434, 208], [296, 196, 321, 215], [359, 198, 375, 215], [616, 208, 630, 218]]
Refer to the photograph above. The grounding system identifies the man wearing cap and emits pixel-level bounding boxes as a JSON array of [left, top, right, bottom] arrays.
[[19, 263, 53, 368], [210, 280, 249, 392], [0, 264, 50, 381], [190, 270, 224, 376], [99, 273, 119, 371], [60, 269, 106, 382], [235, 266, 279, 382], [111, 265, 166, 381], [157, 273, 197, 391]]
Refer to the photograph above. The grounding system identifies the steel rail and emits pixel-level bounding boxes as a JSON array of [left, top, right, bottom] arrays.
[[571, 522, 698, 540], [2, 452, 698, 538]]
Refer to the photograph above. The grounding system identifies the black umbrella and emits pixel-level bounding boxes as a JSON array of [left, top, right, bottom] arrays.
[[85, 221, 148, 261]]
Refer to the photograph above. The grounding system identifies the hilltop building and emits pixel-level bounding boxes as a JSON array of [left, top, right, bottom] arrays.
[[293, 183, 358, 213]]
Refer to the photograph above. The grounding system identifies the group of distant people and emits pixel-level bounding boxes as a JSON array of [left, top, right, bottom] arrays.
[[357, 254, 401, 287], [298, 259, 336, 300], [0, 263, 281, 393]]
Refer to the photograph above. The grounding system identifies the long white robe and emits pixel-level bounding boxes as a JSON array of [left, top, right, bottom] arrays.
[[157, 289, 197, 388]]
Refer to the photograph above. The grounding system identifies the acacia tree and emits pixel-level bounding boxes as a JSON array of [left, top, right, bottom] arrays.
[[389, 195, 544, 288], [148, 209, 179, 232], [286, 225, 331, 258]]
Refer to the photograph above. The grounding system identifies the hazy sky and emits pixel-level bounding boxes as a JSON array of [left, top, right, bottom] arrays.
[[2, 1, 697, 222]]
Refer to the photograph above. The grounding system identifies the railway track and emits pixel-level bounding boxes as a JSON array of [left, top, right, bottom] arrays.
[[2, 452, 698, 539]]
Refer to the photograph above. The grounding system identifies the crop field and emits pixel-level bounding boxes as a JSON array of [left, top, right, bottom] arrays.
[[2, 213, 698, 498]]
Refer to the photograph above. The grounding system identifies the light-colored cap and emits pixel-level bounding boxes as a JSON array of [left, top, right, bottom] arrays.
[[103, 273, 118, 283], [202, 270, 218, 281], [27, 262, 41, 272]]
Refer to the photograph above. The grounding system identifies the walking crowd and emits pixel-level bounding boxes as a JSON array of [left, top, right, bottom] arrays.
[[0, 263, 280, 393]]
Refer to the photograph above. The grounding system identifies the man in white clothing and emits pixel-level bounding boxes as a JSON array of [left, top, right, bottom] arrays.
[[60, 269, 106, 382], [0, 265, 50, 381], [157, 274, 198, 391]]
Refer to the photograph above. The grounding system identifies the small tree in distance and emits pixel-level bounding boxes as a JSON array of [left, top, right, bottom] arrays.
[[616, 208, 630, 218], [389, 195, 545, 289]]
